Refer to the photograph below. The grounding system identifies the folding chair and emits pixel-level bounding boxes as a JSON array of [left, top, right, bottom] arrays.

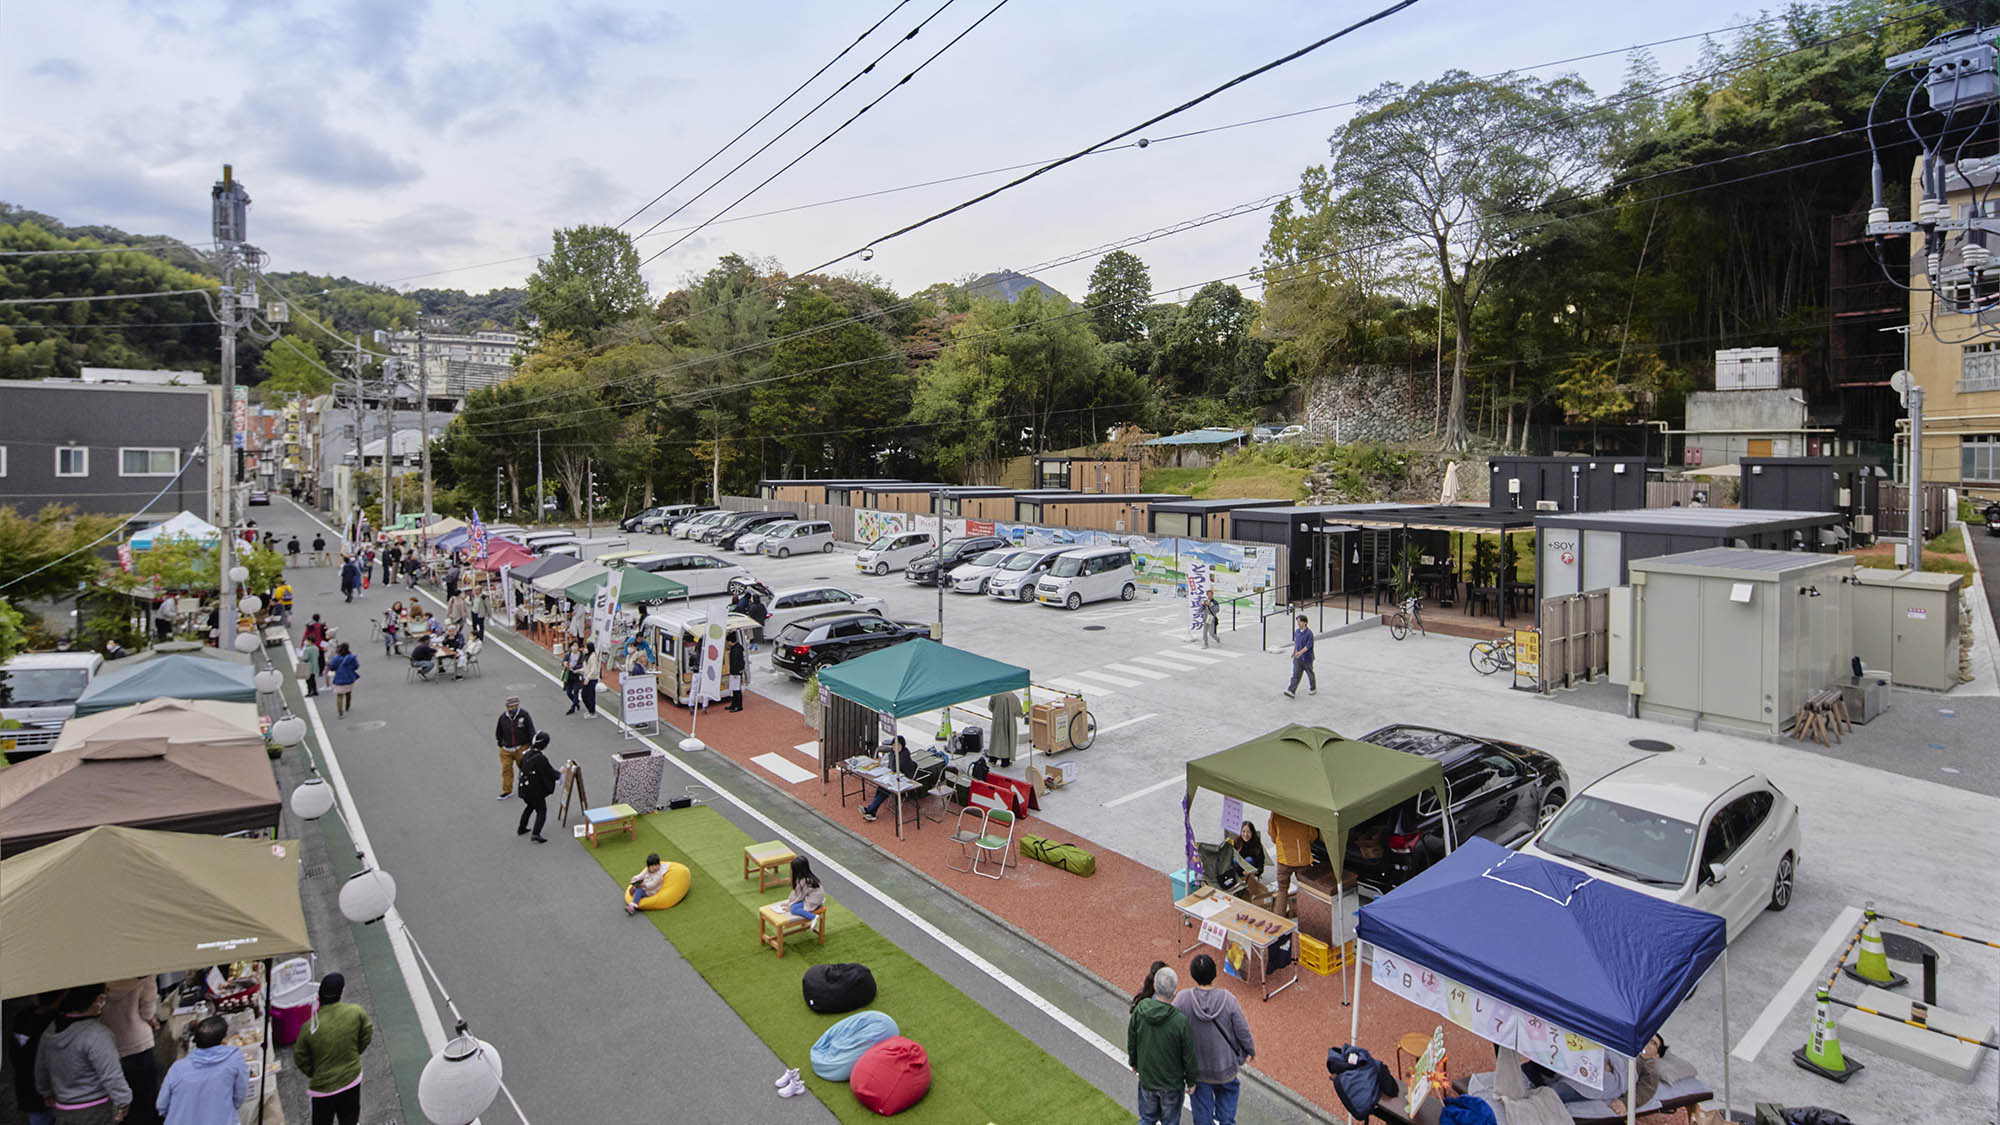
[[946, 806, 989, 873], [972, 809, 1016, 880], [926, 766, 960, 823]]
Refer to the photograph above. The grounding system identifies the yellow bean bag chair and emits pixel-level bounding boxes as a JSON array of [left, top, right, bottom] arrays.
[[627, 862, 691, 910]]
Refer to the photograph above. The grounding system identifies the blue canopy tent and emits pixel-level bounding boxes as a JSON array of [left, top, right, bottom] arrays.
[[1353, 837, 1730, 1122], [433, 526, 471, 550]]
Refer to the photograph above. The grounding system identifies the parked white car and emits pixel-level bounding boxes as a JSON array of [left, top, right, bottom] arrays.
[[949, 548, 1023, 595], [984, 546, 1071, 602], [1035, 546, 1137, 609], [622, 552, 750, 597], [1521, 755, 1801, 941], [735, 521, 796, 555], [674, 511, 731, 540], [760, 520, 835, 558], [854, 531, 934, 576], [763, 586, 885, 634]]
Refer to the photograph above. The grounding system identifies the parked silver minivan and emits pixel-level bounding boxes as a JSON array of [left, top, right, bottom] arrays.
[[983, 545, 1072, 602], [760, 520, 835, 557], [1035, 546, 1137, 609]]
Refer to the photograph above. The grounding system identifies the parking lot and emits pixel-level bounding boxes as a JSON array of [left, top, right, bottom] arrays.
[[600, 525, 2000, 1120]]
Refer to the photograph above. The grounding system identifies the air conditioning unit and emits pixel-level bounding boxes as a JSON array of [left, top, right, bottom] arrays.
[[1855, 514, 1875, 535], [1535, 500, 1560, 511]]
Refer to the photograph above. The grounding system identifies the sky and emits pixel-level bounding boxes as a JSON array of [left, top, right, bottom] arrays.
[[3, 0, 1805, 305]]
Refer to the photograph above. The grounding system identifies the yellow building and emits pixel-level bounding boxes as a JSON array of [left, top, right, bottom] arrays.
[[1906, 158, 2000, 498]]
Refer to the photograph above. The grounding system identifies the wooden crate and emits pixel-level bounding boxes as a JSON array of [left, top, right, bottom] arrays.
[[1029, 697, 1085, 752]]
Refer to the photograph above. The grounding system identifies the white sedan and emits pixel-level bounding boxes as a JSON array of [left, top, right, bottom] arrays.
[[948, 548, 1023, 595], [1520, 755, 1800, 942], [762, 586, 886, 634]]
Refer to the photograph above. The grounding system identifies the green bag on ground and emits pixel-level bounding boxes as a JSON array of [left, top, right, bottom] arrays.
[[1019, 835, 1095, 877]]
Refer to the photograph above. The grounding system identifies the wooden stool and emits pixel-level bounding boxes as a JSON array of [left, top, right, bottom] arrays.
[[582, 803, 637, 848], [1395, 1031, 1433, 1085], [743, 840, 797, 891], [759, 902, 825, 958]]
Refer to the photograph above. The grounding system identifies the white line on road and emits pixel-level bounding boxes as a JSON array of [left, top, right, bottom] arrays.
[[1068, 668, 1141, 689], [1128, 656, 1198, 673], [1732, 904, 1863, 1063], [1039, 677, 1112, 697], [752, 753, 816, 784], [1095, 713, 1157, 737], [790, 740, 820, 763], [1102, 662, 1170, 681], [1103, 775, 1184, 808]]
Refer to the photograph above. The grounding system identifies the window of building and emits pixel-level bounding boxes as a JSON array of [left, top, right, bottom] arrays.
[[0, 446, 7, 476], [119, 447, 180, 476], [1964, 434, 2000, 482], [55, 446, 88, 477]]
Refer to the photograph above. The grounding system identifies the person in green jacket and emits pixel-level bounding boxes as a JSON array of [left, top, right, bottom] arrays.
[[1126, 966, 1196, 1125], [290, 974, 372, 1125]]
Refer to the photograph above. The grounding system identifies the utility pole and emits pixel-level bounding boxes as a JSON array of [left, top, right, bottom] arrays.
[[212, 166, 250, 624], [535, 430, 544, 524], [1908, 384, 1925, 570], [350, 335, 365, 525], [933, 488, 948, 642], [586, 457, 594, 539], [418, 326, 432, 523], [380, 362, 393, 528]]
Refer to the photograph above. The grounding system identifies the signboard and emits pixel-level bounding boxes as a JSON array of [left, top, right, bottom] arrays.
[[1376, 948, 1604, 1092], [621, 673, 657, 729], [499, 565, 517, 623], [1197, 919, 1226, 950], [1405, 1027, 1447, 1116], [1188, 559, 1211, 643], [232, 386, 248, 450], [1514, 629, 1539, 679], [1219, 794, 1243, 840]]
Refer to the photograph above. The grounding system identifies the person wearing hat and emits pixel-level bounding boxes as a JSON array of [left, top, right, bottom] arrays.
[[492, 696, 536, 800], [291, 974, 372, 1125], [516, 731, 559, 843], [33, 983, 132, 1124]]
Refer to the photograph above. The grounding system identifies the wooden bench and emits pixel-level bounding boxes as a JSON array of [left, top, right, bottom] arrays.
[[582, 803, 637, 848], [743, 840, 797, 892], [758, 902, 825, 958]]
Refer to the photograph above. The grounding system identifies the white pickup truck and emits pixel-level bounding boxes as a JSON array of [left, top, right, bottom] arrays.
[[0, 651, 105, 759]]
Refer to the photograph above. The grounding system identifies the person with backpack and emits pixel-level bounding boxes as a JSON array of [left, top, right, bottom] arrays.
[[1171, 953, 1255, 1125], [328, 644, 360, 717], [515, 731, 559, 842]]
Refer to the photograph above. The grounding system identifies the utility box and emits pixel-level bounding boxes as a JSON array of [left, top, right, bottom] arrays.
[[1625, 548, 1856, 736], [1715, 346, 1782, 390], [1851, 569, 1964, 691]]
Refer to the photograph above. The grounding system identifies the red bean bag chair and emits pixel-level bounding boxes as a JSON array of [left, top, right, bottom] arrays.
[[849, 1036, 930, 1116]]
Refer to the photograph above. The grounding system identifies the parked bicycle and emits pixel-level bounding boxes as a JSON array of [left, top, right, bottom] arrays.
[[1468, 636, 1517, 675], [1386, 596, 1425, 641]]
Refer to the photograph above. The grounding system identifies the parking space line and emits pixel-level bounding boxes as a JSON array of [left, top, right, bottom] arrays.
[[1732, 904, 1864, 1063], [752, 753, 816, 784], [1069, 669, 1141, 689], [1096, 713, 1157, 736], [1102, 662, 1170, 681], [1103, 775, 1183, 808]]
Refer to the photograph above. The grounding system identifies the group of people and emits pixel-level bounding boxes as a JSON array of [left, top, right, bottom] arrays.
[[1127, 956, 1258, 1125], [297, 615, 361, 715]]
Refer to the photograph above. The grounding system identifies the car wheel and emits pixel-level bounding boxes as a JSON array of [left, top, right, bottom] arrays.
[[822, 542, 834, 553], [875, 562, 888, 575], [1537, 789, 1566, 828], [1019, 586, 1034, 602], [1767, 853, 1794, 911], [777, 547, 790, 558], [1066, 593, 1082, 610], [1120, 583, 1136, 601]]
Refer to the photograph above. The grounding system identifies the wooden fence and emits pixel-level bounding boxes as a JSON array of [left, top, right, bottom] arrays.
[[1533, 591, 1609, 691], [1875, 482, 1954, 538]]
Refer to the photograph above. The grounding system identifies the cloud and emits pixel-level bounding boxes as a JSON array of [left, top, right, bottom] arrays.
[[0, 145, 208, 237], [29, 58, 89, 83], [238, 92, 422, 190], [505, 6, 678, 96]]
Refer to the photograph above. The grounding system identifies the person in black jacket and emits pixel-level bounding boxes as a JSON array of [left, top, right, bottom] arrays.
[[493, 696, 536, 800], [861, 735, 920, 822], [725, 636, 746, 712], [516, 731, 559, 842]]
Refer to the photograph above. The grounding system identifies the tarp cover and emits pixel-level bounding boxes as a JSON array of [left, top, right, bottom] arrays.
[[0, 825, 310, 998], [1356, 837, 1726, 1057], [1183, 724, 1446, 871], [52, 697, 263, 755], [817, 639, 1028, 718], [72, 653, 257, 716], [433, 526, 472, 549], [475, 541, 533, 572], [534, 560, 605, 597], [129, 511, 221, 550], [566, 568, 688, 605], [0, 738, 281, 855], [506, 554, 578, 582], [421, 517, 466, 537]]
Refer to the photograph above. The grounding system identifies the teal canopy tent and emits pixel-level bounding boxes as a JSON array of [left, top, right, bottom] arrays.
[[813, 639, 1029, 778], [564, 568, 689, 606], [72, 652, 257, 716]]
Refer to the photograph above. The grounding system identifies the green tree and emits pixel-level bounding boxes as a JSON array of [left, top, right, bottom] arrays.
[[677, 255, 777, 500], [1083, 250, 1152, 343], [750, 278, 910, 478], [120, 539, 284, 597], [523, 225, 650, 341], [0, 598, 25, 668], [255, 335, 332, 401], [1151, 282, 1273, 406], [0, 505, 120, 603]]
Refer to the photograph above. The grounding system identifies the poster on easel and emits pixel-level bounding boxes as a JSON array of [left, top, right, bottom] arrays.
[[622, 674, 658, 737]]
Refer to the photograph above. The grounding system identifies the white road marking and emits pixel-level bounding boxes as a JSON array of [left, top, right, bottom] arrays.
[[791, 740, 820, 763], [1103, 775, 1184, 808], [1095, 713, 1157, 736], [1732, 904, 1864, 1063], [1069, 668, 1142, 688], [1128, 656, 1198, 673], [1140, 651, 1219, 667], [1198, 647, 1244, 659], [752, 753, 816, 784], [1038, 677, 1111, 697], [1102, 662, 1170, 681]]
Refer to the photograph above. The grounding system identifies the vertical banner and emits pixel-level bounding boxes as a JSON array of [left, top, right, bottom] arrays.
[[591, 569, 622, 647], [621, 673, 658, 731], [499, 564, 517, 624], [1188, 559, 1210, 643], [232, 386, 248, 450], [696, 599, 726, 706]]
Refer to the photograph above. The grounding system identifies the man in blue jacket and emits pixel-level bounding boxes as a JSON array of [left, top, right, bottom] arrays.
[[156, 1016, 247, 1124]]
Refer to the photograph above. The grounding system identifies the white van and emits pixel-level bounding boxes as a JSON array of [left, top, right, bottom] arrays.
[[623, 552, 749, 597], [674, 511, 731, 540], [982, 546, 1071, 602], [760, 520, 835, 558], [0, 651, 106, 758], [854, 531, 933, 576], [522, 532, 582, 555], [1035, 546, 1137, 609], [580, 538, 631, 560]]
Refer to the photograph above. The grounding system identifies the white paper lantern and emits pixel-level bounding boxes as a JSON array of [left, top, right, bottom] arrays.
[[254, 669, 283, 694], [270, 714, 307, 747], [338, 867, 397, 925], [418, 1034, 504, 1124], [678, 736, 706, 754], [228, 565, 251, 584], [232, 632, 260, 653], [238, 594, 264, 615], [290, 778, 335, 820]]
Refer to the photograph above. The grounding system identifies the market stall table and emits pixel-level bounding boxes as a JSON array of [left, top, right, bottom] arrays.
[[1174, 884, 1299, 1001], [838, 755, 926, 840]]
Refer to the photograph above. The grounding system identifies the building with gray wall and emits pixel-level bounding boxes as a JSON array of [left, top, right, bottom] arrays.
[[0, 379, 224, 523]]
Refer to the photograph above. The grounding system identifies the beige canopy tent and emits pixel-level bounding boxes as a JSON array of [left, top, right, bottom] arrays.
[[422, 516, 466, 536], [52, 697, 264, 755], [0, 825, 310, 999], [0, 737, 281, 856]]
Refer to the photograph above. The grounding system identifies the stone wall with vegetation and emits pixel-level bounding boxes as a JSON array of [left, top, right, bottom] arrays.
[[1304, 366, 1440, 446]]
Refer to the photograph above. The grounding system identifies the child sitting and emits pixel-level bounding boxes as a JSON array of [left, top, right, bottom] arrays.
[[624, 853, 669, 914], [784, 856, 824, 922]]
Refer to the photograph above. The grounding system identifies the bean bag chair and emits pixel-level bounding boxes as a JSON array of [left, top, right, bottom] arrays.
[[802, 963, 877, 1015], [850, 1036, 930, 1116], [627, 862, 691, 910], [810, 1011, 897, 1082]]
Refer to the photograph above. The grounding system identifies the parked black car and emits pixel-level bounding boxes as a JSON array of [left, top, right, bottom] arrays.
[[904, 535, 1008, 586], [1342, 724, 1569, 894], [717, 511, 796, 550], [769, 612, 928, 678], [700, 510, 792, 545], [621, 506, 669, 532]]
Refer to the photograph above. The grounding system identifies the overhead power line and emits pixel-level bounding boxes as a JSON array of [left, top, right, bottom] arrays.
[[0, 287, 213, 306]]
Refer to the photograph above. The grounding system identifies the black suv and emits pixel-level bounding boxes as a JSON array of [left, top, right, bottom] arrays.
[[770, 612, 928, 678], [1342, 724, 1569, 894], [713, 511, 795, 549], [904, 535, 1008, 586]]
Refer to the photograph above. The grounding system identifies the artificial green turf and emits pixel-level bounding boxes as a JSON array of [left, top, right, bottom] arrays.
[[588, 808, 1129, 1124]]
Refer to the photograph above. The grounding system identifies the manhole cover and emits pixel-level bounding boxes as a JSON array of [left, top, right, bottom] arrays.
[[350, 720, 388, 731], [1882, 933, 1941, 965], [1082, 625, 1107, 631], [1629, 739, 1675, 753], [813, 575, 831, 580]]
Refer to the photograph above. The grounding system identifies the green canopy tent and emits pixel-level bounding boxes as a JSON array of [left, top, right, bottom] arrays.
[[564, 567, 689, 606], [72, 651, 257, 716], [814, 639, 1029, 779]]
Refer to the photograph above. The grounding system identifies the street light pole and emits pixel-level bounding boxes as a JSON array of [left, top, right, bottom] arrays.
[[212, 166, 250, 622], [418, 327, 432, 523], [933, 488, 948, 642]]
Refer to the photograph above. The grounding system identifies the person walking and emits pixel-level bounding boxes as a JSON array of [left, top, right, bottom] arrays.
[[286, 535, 301, 563], [1126, 966, 1196, 1125], [468, 587, 489, 641], [516, 731, 558, 842], [291, 973, 371, 1125], [34, 984, 133, 1125], [272, 580, 295, 628], [338, 558, 358, 603], [328, 644, 360, 717], [561, 647, 585, 715], [403, 555, 421, 590], [445, 563, 463, 601], [1202, 592, 1221, 649], [579, 643, 603, 717], [379, 548, 394, 589], [298, 636, 323, 698], [494, 695, 535, 801], [725, 635, 746, 712], [101, 978, 160, 1125], [1283, 614, 1315, 698], [154, 1015, 246, 1125], [446, 591, 469, 638], [1172, 954, 1255, 1125], [357, 550, 371, 597]]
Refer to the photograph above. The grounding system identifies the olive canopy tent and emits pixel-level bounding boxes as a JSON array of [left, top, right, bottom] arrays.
[[71, 651, 258, 716], [0, 825, 310, 999], [564, 567, 689, 606]]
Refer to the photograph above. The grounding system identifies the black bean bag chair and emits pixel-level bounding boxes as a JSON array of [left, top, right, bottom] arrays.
[[802, 962, 877, 1014]]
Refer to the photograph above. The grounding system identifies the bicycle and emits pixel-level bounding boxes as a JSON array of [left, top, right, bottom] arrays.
[[1385, 596, 1425, 640], [1468, 636, 1517, 675]]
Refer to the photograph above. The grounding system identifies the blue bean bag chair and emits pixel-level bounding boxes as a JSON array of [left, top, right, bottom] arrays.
[[811, 1010, 898, 1082]]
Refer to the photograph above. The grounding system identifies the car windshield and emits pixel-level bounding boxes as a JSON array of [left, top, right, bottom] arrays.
[[1050, 555, 1084, 578], [0, 668, 90, 707], [970, 550, 1009, 567], [1002, 552, 1044, 571], [1535, 795, 1695, 886]]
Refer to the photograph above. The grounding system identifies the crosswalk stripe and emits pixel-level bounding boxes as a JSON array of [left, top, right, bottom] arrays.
[[791, 740, 819, 763], [1102, 662, 1170, 680], [1038, 677, 1110, 697], [1155, 651, 1222, 666], [752, 753, 816, 784], [1128, 656, 1196, 673], [1199, 647, 1245, 659], [1069, 668, 1141, 689], [1137, 652, 1211, 668]]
